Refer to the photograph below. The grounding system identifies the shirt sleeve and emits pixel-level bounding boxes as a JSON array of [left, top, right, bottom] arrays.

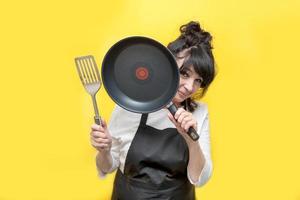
[[187, 103, 213, 187], [96, 105, 122, 178]]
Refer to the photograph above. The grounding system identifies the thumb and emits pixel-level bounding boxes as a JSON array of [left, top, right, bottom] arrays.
[[167, 113, 176, 125], [100, 118, 107, 128]]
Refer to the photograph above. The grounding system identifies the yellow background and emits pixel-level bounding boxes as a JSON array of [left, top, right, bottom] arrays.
[[1, 0, 300, 199]]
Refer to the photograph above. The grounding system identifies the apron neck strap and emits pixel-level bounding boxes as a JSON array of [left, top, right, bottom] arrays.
[[140, 113, 148, 128]]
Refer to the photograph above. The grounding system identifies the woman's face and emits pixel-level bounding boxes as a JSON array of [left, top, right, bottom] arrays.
[[172, 50, 203, 105]]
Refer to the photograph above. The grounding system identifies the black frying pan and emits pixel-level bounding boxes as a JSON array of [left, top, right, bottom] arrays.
[[101, 36, 199, 141]]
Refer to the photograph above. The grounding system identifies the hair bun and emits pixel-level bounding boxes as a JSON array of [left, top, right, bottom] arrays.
[[181, 21, 201, 35], [180, 21, 212, 49]]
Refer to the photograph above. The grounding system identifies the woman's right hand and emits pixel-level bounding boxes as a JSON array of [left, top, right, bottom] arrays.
[[90, 119, 112, 153]]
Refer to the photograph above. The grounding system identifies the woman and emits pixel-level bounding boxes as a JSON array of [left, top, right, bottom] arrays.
[[90, 21, 216, 199]]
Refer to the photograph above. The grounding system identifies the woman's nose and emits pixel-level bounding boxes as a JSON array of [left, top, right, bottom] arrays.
[[184, 79, 194, 92]]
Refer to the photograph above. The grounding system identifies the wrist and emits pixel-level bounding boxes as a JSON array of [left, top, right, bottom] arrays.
[[187, 139, 200, 150], [97, 149, 111, 157]]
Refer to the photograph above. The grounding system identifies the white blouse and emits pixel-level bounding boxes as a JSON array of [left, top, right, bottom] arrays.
[[96, 102, 213, 187]]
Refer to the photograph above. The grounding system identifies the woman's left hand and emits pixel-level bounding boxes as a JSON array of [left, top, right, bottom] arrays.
[[167, 107, 198, 145]]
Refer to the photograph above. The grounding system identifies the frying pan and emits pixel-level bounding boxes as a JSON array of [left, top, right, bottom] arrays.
[[101, 36, 199, 141]]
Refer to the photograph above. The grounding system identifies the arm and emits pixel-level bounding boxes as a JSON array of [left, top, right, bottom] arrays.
[[168, 104, 213, 186], [91, 106, 121, 177], [96, 150, 113, 174], [186, 141, 206, 183], [186, 112, 212, 186]]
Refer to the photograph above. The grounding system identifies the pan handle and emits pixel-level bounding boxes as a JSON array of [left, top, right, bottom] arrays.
[[167, 103, 200, 141]]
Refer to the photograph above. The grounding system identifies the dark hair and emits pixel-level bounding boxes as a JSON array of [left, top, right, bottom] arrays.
[[167, 21, 216, 112]]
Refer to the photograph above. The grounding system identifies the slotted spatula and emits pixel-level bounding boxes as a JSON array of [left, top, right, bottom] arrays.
[[75, 55, 102, 126]]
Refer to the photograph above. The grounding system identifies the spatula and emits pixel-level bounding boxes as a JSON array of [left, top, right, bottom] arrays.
[[75, 55, 102, 126]]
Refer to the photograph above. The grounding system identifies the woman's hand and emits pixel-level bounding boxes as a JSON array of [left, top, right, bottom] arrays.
[[90, 119, 112, 153], [167, 107, 198, 145]]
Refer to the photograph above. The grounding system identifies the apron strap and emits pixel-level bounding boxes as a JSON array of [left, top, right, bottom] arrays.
[[139, 113, 148, 128]]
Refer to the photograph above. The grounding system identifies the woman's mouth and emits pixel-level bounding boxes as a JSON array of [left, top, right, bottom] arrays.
[[178, 91, 186, 97]]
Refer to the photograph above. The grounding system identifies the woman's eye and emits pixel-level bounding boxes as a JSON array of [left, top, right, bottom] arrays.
[[180, 71, 189, 77], [196, 78, 203, 86]]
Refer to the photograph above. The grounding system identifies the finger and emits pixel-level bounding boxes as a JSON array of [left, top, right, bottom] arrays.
[[184, 120, 197, 132], [168, 112, 189, 134], [180, 117, 192, 130], [91, 131, 102, 138], [91, 131, 108, 139], [91, 123, 107, 132], [91, 124, 101, 131], [168, 112, 178, 125], [91, 140, 109, 148], [177, 112, 190, 123], [101, 119, 107, 128], [94, 137, 111, 144], [98, 143, 109, 148], [92, 139, 111, 149], [180, 116, 191, 129], [182, 115, 192, 124], [174, 107, 185, 120]]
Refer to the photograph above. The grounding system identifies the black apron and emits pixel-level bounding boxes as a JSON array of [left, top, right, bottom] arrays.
[[111, 112, 195, 200]]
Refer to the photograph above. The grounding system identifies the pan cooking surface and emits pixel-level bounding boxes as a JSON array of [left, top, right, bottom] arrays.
[[102, 36, 179, 113]]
